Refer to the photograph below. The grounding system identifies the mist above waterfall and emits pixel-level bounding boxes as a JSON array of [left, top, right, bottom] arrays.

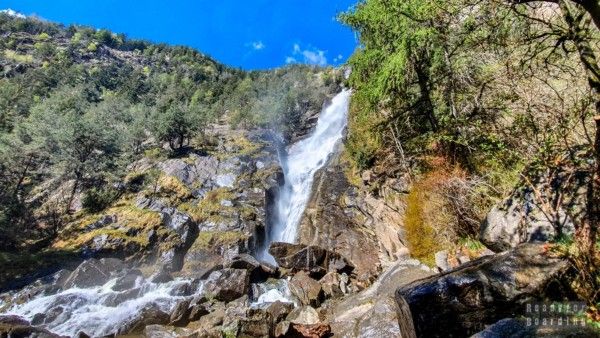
[[260, 89, 351, 263]]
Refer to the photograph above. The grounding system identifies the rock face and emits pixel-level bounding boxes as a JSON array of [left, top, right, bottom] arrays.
[[480, 170, 586, 252], [396, 243, 570, 337], [297, 149, 411, 285]]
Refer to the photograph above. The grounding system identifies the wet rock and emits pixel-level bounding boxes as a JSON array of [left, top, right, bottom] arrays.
[[150, 268, 173, 283], [0, 315, 61, 337], [289, 271, 323, 307], [269, 242, 353, 277], [228, 254, 276, 282], [203, 269, 249, 302], [63, 258, 125, 288], [169, 299, 191, 326], [119, 304, 171, 334], [287, 306, 320, 325], [396, 243, 570, 337], [103, 287, 141, 307], [112, 270, 142, 291], [296, 157, 386, 284]]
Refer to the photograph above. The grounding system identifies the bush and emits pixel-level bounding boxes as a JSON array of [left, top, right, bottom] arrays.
[[82, 187, 118, 213]]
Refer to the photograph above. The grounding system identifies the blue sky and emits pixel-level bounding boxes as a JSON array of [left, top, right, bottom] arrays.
[[2, 0, 358, 70]]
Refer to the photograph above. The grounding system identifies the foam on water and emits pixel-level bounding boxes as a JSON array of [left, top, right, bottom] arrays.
[[6, 277, 202, 337]]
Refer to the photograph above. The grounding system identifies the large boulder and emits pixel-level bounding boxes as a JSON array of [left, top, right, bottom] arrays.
[[396, 243, 570, 337], [288, 271, 323, 307], [203, 269, 249, 302], [62, 258, 126, 289], [328, 258, 431, 338], [268, 242, 353, 277], [480, 170, 586, 252], [0, 314, 61, 337]]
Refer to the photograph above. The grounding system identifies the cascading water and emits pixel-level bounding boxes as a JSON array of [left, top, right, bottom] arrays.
[[260, 89, 351, 263], [4, 276, 203, 337]]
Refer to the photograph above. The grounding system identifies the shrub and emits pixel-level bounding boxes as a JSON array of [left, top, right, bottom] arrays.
[[82, 187, 118, 213], [86, 42, 98, 53]]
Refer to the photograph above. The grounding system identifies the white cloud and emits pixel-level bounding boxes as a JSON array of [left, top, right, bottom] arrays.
[[251, 41, 265, 50], [333, 54, 343, 63], [0, 9, 26, 19], [286, 43, 328, 66]]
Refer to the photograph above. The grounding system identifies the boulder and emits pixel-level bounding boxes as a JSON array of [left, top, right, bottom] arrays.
[[238, 308, 273, 338], [119, 304, 171, 334], [396, 243, 570, 337], [169, 299, 191, 326], [434, 250, 450, 272], [112, 270, 142, 291], [319, 272, 344, 299], [0, 314, 63, 337], [266, 301, 295, 324], [286, 306, 320, 325], [269, 242, 353, 277], [227, 253, 276, 282], [288, 271, 323, 307], [63, 258, 126, 288], [479, 170, 586, 252], [144, 324, 194, 338], [328, 258, 432, 338], [288, 323, 331, 338], [203, 269, 249, 302]]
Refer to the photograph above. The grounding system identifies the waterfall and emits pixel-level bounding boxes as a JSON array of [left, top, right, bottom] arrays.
[[260, 89, 351, 262]]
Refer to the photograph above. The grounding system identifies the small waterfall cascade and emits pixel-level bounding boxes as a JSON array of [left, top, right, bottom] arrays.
[[260, 89, 351, 263], [4, 276, 203, 337]]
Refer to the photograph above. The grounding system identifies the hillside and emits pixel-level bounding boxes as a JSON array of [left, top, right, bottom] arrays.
[[0, 13, 342, 254]]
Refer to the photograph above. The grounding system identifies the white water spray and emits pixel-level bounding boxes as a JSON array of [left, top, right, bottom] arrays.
[[5, 277, 202, 337], [262, 89, 351, 261]]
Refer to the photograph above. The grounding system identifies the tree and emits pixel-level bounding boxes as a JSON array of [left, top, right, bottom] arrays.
[[510, 0, 600, 257], [152, 102, 204, 151]]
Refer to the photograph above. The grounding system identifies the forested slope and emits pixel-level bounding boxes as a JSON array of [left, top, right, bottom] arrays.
[[0, 13, 342, 251]]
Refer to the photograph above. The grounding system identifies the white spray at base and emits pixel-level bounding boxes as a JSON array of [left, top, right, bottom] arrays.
[[6, 277, 202, 337], [261, 89, 351, 263]]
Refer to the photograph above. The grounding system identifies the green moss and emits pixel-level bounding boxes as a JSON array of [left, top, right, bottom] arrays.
[[190, 231, 246, 250], [180, 188, 235, 223]]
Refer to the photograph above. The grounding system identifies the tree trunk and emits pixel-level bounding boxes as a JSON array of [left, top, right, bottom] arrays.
[[560, 0, 600, 252]]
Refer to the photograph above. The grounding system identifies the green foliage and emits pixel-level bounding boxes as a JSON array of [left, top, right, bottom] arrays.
[[82, 187, 118, 213]]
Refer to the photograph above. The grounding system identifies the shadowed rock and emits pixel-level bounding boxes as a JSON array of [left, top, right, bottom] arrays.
[[396, 243, 569, 337], [268, 242, 353, 277]]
